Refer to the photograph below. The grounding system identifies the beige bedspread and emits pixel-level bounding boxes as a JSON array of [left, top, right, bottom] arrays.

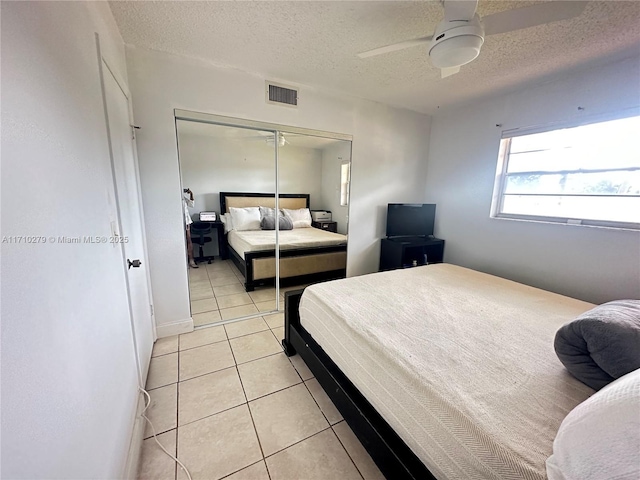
[[228, 228, 346, 259], [299, 264, 595, 480]]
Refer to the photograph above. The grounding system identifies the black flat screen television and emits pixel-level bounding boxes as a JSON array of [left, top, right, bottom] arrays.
[[386, 203, 436, 237]]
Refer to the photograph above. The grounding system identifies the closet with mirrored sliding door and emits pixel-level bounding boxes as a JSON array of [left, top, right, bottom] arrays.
[[175, 111, 352, 331]]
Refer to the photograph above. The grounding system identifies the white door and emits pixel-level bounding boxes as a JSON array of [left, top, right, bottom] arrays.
[[102, 60, 154, 383]]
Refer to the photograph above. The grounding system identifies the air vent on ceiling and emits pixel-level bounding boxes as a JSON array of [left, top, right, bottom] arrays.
[[266, 81, 298, 107]]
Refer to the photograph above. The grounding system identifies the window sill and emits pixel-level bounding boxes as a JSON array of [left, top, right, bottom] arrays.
[[490, 214, 640, 232]]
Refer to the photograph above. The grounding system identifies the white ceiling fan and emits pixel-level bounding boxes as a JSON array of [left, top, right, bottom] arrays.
[[245, 131, 289, 146], [358, 0, 587, 78]]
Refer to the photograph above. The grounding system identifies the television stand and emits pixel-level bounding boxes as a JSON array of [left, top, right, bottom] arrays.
[[379, 236, 445, 272]]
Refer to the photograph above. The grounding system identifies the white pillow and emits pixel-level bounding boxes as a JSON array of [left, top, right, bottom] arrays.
[[229, 207, 261, 231], [220, 213, 234, 233], [283, 208, 312, 228], [546, 368, 640, 480]]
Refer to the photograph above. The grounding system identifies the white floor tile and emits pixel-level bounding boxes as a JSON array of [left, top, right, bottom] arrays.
[[191, 298, 218, 315], [138, 430, 176, 480], [179, 326, 227, 351], [265, 429, 361, 480], [248, 383, 328, 456], [237, 353, 301, 401], [222, 461, 269, 480], [263, 313, 284, 330], [214, 284, 247, 297], [177, 405, 262, 480], [146, 353, 178, 390], [152, 336, 179, 357], [289, 354, 314, 381], [216, 293, 253, 310], [178, 367, 245, 426], [220, 304, 259, 321], [305, 378, 342, 425], [192, 310, 222, 327], [179, 342, 235, 381], [333, 421, 385, 480], [224, 317, 269, 339], [144, 383, 177, 439], [229, 330, 282, 364]]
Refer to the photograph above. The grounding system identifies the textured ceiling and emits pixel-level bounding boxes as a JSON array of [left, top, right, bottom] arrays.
[[110, 1, 640, 114]]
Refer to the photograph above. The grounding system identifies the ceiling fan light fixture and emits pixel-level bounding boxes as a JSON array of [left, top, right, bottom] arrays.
[[266, 134, 286, 147], [429, 34, 484, 68], [428, 15, 484, 70]]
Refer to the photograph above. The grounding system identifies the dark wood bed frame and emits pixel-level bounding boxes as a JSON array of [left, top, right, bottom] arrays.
[[282, 290, 436, 480], [220, 192, 347, 292]]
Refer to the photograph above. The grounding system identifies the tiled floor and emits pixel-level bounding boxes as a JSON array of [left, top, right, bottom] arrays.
[[188, 260, 290, 327], [140, 319, 384, 480]]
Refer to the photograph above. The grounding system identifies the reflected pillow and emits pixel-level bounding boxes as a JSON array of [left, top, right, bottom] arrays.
[[261, 215, 293, 230], [259, 206, 284, 219], [229, 207, 261, 231], [220, 213, 234, 233], [283, 208, 312, 228]]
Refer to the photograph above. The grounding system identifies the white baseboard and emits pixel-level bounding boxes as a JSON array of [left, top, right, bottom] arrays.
[[123, 393, 146, 480], [156, 317, 194, 338]]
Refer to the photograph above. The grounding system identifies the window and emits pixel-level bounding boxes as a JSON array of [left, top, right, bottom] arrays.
[[491, 114, 640, 229], [340, 162, 350, 206]]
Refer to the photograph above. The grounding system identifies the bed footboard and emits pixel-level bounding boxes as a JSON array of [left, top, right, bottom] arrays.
[[243, 245, 346, 292], [283, 290, 435, 480]]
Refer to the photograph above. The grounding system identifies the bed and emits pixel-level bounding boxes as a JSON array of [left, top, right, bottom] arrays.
[[282, 264, 596, 479], [220, 192, 348, 291]]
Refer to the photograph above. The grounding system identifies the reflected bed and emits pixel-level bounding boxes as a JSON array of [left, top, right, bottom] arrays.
[[220, 192, 347, 292]]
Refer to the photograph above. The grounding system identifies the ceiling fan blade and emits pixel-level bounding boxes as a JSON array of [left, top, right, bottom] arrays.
[[441, 66, 461, 78], [357, 36, 432, 58], [483, 1, 587, 36], [444, 0, 478, 21]]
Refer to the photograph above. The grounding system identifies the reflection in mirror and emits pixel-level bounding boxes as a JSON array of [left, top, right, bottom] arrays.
[[176, 117, 352, 331], [273, 132, 350, 310], [177, 120, 277, 327]]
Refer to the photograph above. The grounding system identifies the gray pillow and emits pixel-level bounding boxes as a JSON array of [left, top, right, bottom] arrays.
[[259, 206, 283, 219], [554, 300, 640, 390], [260, 215, 293, 230]]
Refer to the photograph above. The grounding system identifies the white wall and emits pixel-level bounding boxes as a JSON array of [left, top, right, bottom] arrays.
[[425, 56, 640, 304], [1, 2, 141, 478], [177, 133, 324, 213], [320, 141, 352, 235], [127, 46, 431, 332], [177, 131, 324, 255]]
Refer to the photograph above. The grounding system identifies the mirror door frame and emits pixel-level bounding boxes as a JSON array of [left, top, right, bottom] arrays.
[[174, 109, 353, 329]]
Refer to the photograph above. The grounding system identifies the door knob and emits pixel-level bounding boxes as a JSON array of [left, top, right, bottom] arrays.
[[128, 259, 142, 269]]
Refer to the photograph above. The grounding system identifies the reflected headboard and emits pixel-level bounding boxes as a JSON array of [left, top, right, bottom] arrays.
[[220, 192, 310, 214]]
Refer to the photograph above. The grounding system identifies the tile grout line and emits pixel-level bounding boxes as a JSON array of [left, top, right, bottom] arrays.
[[174, 338, 181, 480], [172, 360, 305, 430], [169, 346, 286, 387], [180, 321, 277, 352], [226, 335, 271, 478], [178, 336, 228, 353], [243, 376, 304, 404], [302, 377, 333, 427], [331, 424, 367, 480], [263, 425, 334, 460], [217, 459, 266, 480]]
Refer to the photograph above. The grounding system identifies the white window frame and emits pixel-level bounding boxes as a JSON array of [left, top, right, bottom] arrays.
[[490, 108, 640, 231]]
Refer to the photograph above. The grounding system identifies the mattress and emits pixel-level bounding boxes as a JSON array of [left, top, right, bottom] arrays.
[[299, 264, 595, 480], [228, 228, 347, 259]]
